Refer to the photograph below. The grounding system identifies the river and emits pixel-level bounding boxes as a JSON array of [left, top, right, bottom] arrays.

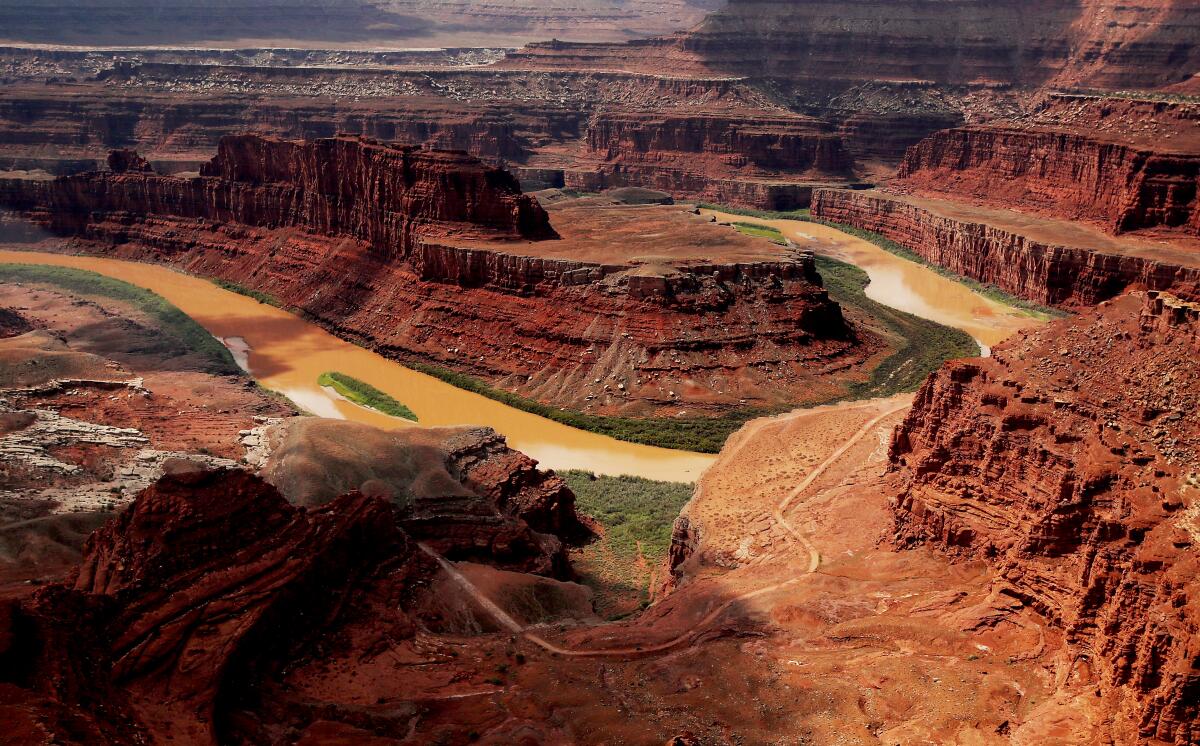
[[0, 223, 1042, 481], [702, 210, 1043, 350]]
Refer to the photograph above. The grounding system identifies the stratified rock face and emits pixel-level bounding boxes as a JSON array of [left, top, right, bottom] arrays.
[[584, 111, 852, 175], [540, 110, 854, 208], [812, 189, 1200, 307], [898, 125, 1200, 237], [14, 134, 556, 255], [7, 468, 415, 744], [679, 0, 1200, 92], [889, 292, 1200, 745]]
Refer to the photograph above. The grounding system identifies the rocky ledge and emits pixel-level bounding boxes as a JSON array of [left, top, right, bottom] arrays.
[[812, 188, 1200, 307], [897, 124, 1200, 238], [889, 291, 1200, 744]]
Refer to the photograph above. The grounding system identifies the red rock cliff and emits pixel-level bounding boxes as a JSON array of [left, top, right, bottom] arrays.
[[11, 133, 557, 257], [812, 189, 1200, 307], [897, 126, 1200, 238], [889, 292, 1200, 745]]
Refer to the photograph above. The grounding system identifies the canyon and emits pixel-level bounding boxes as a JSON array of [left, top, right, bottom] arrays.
[[0, 135, 879, 422], [3, 286, 1196, 743], [1, 0, 1198, 743]]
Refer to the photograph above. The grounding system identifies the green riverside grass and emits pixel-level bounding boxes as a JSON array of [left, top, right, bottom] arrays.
[[317, 371, 418, 421], [212, 278, 281, 307], [0, 263, 241, 375], [731, 221, 788, 245], [814, 255, 980, 398], [696, 202, 812, 221], [407, 361, 753, 453]]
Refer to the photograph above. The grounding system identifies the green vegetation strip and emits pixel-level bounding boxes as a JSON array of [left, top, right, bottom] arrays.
[[407, 361, 759, 453], [730, 221, 787, 245], [561, 469, 692, 571], [815, 255, 980, 398], [212, 278, 281, 307], [0, 263, 240, 375], [317, 371, 418, 421], [812, 219, 1068, 319]]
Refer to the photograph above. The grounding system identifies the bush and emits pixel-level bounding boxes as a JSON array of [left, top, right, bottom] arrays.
[[561, 470, 692, 566]]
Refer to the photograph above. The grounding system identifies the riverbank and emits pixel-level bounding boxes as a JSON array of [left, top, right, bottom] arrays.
[[0, 247, 717, 481]]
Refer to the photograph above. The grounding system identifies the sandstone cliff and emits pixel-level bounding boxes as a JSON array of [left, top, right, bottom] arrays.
[[10, 133, 556, 255], [812, 189, 1200, 307], [889, 292, 1200, 744], [897, 125, 1200, 238]]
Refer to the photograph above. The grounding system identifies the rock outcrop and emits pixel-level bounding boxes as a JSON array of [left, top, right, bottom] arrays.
[[259, 419, 590, 576], [889, 292, 1200, 745], [812, 188, 1200, 307], [897, 124, 1200, 238], [2, 468, 420, 744]]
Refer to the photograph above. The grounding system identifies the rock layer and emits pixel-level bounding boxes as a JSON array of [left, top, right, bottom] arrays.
[[889, 292, 1200, 745], [897, 124, 1200, 237], [812, 188, 1200, 306]]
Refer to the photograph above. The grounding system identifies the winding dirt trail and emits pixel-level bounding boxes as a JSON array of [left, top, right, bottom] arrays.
[[425, 398, 911, 658]]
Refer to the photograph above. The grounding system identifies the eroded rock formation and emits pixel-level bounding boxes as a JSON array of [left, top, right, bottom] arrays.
[[889, 291, 1200, 744], [896, 96, 1200, 238], [260, 418, 590, 576], [812, 188, 1200, 307], [2, 468, 418, 743], [1, 136, 867, 416]]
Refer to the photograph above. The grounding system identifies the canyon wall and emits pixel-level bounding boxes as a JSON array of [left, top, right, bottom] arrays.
[[0, 139, 865, 416], [7, 134, 556, 256], [889, 291, 1200, 744], [680, 0, 1200, 92], [583, 112, 851, 175], [812, 189, 1200, 307], [897, 126, 1200, 237]]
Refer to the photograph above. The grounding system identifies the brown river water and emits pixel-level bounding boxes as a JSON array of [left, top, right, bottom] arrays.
[[703, 211, 1044, 351], [0, 222, 1042, 480]]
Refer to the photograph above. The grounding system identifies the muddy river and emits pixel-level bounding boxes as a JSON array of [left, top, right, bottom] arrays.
[[702, 210, 1044, 351], [1, 221, 1042, 480]]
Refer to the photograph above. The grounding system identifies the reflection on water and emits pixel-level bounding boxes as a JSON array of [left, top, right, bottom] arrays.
[[0, 249, 715, 481], [704, 211, 1044, 348]]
